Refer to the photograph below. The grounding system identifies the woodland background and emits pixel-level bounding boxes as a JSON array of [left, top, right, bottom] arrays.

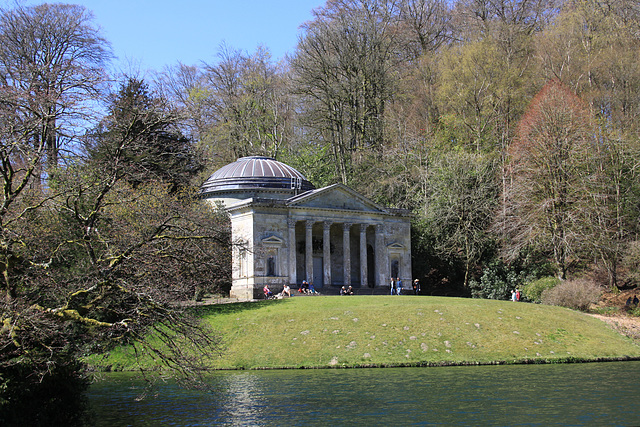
[[170, 0, 640, 295]]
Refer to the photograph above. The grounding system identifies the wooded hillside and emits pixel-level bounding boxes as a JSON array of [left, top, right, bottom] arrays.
[[157, 0, 640, 294]]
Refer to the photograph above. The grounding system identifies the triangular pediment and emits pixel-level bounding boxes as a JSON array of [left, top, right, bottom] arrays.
[[286, 184, 388, 213], [387, 242, 405, 250], [262, 235, 284, 245]]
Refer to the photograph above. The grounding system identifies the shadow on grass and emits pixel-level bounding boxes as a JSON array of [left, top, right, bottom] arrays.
[[189, 298, 290, 317]]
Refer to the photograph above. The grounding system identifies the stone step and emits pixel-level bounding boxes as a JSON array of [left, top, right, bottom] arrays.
[[293, 286, 410, 296]]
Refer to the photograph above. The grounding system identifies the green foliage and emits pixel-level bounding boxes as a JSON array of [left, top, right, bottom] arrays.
[[282, 142, 338, 189], [419, 151, 500, 287], [192, 46, 290, 166], [628, 307, 640, 318], [522, 276, 561, 303], [469, 261, 530, 300]]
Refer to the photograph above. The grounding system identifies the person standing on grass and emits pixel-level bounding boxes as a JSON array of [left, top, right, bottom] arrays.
[[390, 277, 395, 295], [396, 278, 403, 295], [412, 279, 420, 295]]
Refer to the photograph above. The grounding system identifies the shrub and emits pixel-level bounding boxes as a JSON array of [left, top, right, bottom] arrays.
[[522, 276, 560, 303], [541, 278, 603, 311], [470, 261, 531, 300]]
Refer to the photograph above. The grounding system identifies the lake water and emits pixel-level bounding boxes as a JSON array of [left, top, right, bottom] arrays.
[[88, 361, 640, 426]]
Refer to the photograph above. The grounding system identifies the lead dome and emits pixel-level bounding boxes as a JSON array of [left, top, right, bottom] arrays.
[[200, 156, 315, 198]]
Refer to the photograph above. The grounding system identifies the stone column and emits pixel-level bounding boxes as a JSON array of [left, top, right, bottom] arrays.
[[323, 221, 332, 286], [287, 217, 297, 285], [360, 224, 368, 288], [305, 220, 314, 283], [343, 223, 352, 286], [375, 224, 385, 287]]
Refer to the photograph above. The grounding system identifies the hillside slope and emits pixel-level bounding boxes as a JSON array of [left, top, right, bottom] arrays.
[[200, 296, 640, 369], [93, 296, 640, 371]]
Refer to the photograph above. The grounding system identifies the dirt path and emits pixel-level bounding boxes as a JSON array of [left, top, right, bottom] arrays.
[[588, 313, 640, 342]]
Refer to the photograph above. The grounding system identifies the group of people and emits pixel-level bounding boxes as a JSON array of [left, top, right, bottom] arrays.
[[511, 289, 521, 301], [263, 283, 291, 299], [340, 285, 354, 295], [264, 277, 424, 299], [298, 280, 318, 295], [263, 280, 323, 299], [389, 277, 421, 295], [389, 277, 402, 295]]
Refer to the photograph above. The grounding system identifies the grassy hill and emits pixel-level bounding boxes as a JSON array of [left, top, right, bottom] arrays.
[[92, 296, 640, 371]]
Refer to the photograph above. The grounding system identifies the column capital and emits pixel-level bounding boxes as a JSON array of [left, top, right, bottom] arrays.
[[343, 222, 352, 230], [305, 220, 314, 229], [287, 217, 297, 228], [360, 223, 368, 234], [323, 221, 332, 231]]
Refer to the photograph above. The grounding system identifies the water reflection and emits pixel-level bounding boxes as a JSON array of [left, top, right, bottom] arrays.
[[89, 362, 640, 426], [220, 373, 268, 425]]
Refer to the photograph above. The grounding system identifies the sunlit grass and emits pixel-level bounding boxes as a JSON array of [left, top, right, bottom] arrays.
[[89, 296, 640, 371]]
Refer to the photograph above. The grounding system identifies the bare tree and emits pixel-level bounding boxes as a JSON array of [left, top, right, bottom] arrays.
[[0, 3, 111, 171], [397, 0, 452, 58], [156, 62, 208, 142], [500, 80, 595, 279], [202, 45, 292, 162], [291, 0, 400, 184], [158, 45, 295, 171]]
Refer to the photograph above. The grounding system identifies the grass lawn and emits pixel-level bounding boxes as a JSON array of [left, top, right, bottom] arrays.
[[90, 295, 640, 371]]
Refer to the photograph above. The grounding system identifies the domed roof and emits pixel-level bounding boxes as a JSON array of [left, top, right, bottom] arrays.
[[200, 156, 315, 195]]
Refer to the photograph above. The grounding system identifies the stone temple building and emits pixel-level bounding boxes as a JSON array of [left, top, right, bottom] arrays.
[[201, 156, 412, 300]]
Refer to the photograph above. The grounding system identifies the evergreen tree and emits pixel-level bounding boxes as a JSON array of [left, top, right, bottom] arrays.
[[87, 77, 203, 193]]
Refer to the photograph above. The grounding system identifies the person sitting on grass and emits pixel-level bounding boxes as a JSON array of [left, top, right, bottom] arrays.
[[299, 280, 309, 294], [263, 284, 274, 299], [282, 284, 291, 297]]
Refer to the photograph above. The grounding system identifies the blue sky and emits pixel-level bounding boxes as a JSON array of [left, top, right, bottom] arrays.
[[18, 0, 325, 71]]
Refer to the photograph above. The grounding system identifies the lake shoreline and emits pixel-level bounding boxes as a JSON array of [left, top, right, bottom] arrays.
[[88, 296, 640, 373], [90, 353, 640, 373]]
